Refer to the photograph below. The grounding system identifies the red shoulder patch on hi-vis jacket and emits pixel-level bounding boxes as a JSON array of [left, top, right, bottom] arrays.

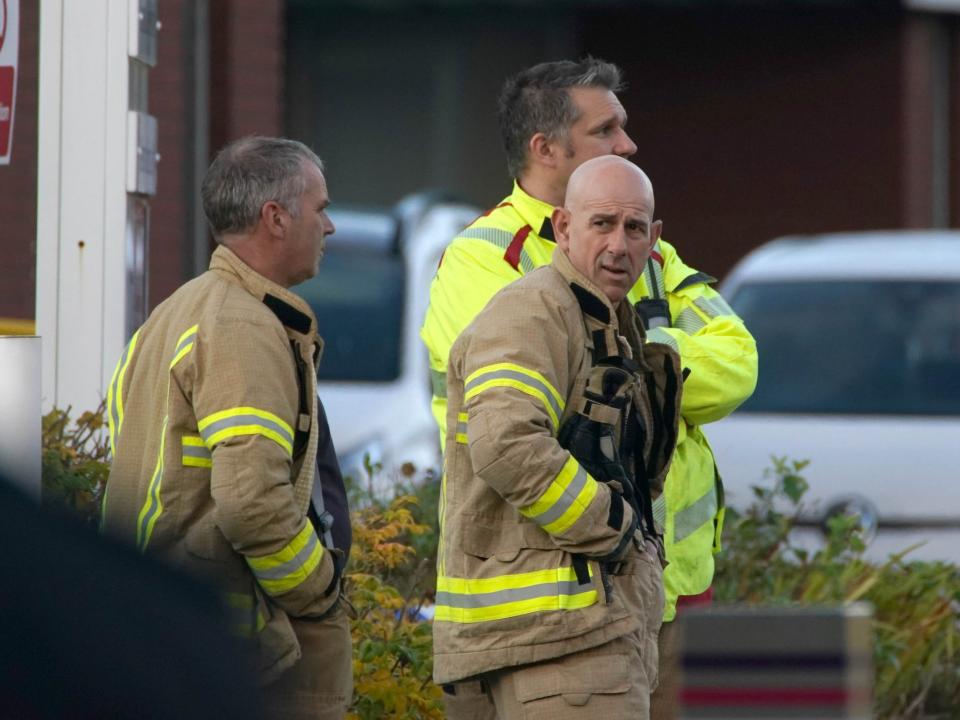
[[504, 225, 531, 271]]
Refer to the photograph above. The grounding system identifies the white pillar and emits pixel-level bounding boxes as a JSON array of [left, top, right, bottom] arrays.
[[0, 336, 41, 498], [36, 0, 158, 414]]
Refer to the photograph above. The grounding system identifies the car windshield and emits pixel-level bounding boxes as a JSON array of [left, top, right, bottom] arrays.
[[729, 280, 960, 415], [292, 243, 404, 382]]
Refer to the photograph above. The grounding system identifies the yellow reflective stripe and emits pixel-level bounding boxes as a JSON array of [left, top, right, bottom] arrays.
[[224, 592, 266, 637], [198, 407, 294, 456], [169, 324, 199, 369], [435, 565, 597, 624], [455, 411, 468, 444], [519, 456, 598, 536], [136, 416, 168, 552], [464, 363, 564, 430], [107, 329, 141, 456], [246, 522, 323, 596], [182, 435, 212, 468]]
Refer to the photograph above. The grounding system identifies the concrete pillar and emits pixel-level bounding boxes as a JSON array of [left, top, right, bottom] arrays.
[[0, 335, 41, 498]]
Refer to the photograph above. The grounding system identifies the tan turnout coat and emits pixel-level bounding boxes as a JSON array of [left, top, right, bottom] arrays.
[[434, 248, 682, 684], [102, 246, 338, 683]]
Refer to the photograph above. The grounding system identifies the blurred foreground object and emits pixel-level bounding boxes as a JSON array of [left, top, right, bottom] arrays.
[[0, 474, 262, 719], [678, 604, 872, 720]]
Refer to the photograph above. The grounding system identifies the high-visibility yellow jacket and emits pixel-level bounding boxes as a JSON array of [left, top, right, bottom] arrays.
[[434, 247, 681, 684], [102, 245, 340, 683], [421, 182, 758, 621]]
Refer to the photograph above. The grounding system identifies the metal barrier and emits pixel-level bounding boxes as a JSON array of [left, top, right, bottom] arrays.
[[678, 604, 873, 719], [0, 335, 41, 498]]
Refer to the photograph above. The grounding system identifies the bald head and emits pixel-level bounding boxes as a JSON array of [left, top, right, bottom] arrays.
[[553, 157, 661, 306]]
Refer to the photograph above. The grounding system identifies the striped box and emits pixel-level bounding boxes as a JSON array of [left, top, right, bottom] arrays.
[[678, 604, 873, 719]]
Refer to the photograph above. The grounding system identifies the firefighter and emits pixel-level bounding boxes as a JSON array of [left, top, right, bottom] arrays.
[[435, 156, 681, 719], [421, 58, 758, 719], [102, 137, 352, 719]]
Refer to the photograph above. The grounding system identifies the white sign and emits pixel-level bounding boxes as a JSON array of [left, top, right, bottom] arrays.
[[0, 0, 19, 165]]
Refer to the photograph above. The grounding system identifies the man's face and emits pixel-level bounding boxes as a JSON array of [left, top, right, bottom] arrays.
[[554, 165, 660, 306], [283, 162, 335, 287], [556, 86, 637, 184]]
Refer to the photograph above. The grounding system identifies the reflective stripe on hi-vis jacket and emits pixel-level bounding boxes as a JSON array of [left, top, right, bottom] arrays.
[[246, 521, 323, 597], [198, 406, 295, 456], [519, 455, 598, 537], [455, 412, 468, 444], [464, 362, 565, 432], [435, 564, 597, 624]]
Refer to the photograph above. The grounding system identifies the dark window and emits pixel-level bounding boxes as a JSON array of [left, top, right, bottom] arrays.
[[730, 280, 960, 416], [293, 246, 404, 382]]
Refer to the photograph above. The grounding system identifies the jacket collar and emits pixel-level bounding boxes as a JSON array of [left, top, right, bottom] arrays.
[[552, 247, 648, 363], [209, 245, 318, 339], [509, 181, 557, 242]]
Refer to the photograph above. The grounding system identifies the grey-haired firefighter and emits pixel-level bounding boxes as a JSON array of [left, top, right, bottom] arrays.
[[102, 137, 352, 720], [433, 156, 682, 719]]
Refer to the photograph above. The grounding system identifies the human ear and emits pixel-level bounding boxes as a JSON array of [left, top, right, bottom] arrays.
[[552, 207, 572, 252], [261, 201, 287, 239]]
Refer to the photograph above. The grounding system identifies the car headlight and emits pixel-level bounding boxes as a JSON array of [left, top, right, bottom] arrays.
[[821, 495, 879, 545]]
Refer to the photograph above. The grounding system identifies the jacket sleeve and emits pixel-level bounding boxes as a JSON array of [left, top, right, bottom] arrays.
[[190, 317, 336, 618], [456, 285, 636, 558], [421, 237, 523, 446], [645, 241, 758, 426]]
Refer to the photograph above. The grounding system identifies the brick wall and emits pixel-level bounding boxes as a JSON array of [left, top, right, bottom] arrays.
[[0, 0, 38, 322]]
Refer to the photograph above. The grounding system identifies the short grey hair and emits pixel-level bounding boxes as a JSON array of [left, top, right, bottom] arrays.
[[201, 136, 324, 238], [497, 57, 624, 179]]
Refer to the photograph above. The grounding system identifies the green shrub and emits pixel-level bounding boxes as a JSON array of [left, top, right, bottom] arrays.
[[41, 403, 110, 527], [715, 457, 960, 719]]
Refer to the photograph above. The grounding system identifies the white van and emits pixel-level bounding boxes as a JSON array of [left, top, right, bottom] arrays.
[[707, 231, 960, 562], [292, 194, 479, 492]]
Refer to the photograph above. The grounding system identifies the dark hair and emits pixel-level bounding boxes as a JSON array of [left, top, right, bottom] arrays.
[[201, 136, 324, 238], [497, 57, 624, 179]]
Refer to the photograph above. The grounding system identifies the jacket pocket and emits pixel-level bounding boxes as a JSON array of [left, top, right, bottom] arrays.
[[512, 648, 633, 710]]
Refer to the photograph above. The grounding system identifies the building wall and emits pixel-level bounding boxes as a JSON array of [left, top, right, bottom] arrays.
[[1, 3, 957, 326]]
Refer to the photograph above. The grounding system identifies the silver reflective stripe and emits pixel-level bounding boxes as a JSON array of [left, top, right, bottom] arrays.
[[673, 487, 719, 543], [643, 245, 666, 298], [674, 307, 707, 335], [646, 327, 679, 352], [249, 531, 320, 581], [456, 420, 468, 437], [199, 414, 294, 446], [431, 368, 447, 399], [182, 445, 211, 461], [436, 579, 591, 609], [527, 466, 589, 528], [174, 328, 197, 357], [458, 226, 535, 273], [693, 295, 734, 319], [652, 494, 667, 532], [465, 369, 563, 423]]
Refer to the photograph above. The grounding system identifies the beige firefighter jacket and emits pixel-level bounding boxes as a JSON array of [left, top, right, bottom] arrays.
[[434, 247, 682, 684], [102, 245, 339, 684]]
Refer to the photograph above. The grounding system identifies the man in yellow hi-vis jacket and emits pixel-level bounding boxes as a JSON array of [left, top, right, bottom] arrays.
[[102, 137, 352, 719], [421, 59, 757, 719], [435, 157, 681, 719]]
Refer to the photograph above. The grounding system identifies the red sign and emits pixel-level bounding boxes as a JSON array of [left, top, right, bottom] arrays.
[[0, 66, 11, 157], [0, 1, 7, 54]]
